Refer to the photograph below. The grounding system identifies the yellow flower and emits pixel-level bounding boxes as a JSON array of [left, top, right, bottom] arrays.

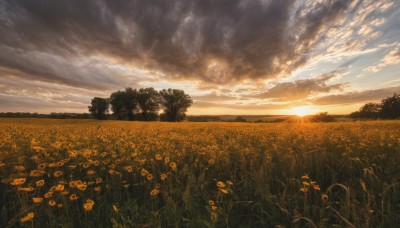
[[310, 181, 317, 185], [48, 200, 56, 207], [38, 163, 46, 170], [20, 212, 34, 223], [141, 168, 148, 176], [44, 192, 53, 199], [83, 199, 95, 211], [95, 178, 103, 184], [83, 163, 90, 169], [147, 174, 154, 181], [300, 187, 308, 193], [87, 170, 96, 175], [226, 180, 234, 185], [301, 175, 309, 179], [61, 191, 69, 195], [208, 200, 215, 206], [11, 178, 26, 186], [94, 186, 102, 192], [155, 153, 162, 160], [53, 171, 64, 178], [57, 204, 63, 208], [76, 183, 87, 191], [169, 162, 177, 171], [150, 188, 159, 196], [54, 184, 64, 192], [220, 188, 229, 194], [124, 166, 133, 173], [216, 181, 226, 188], [18, 187, 35, 192], [164, 157, 170, 163], [302, 181, 310, 186], [69, 181, 77, 188], [211, 205, 218, 211], [32, 197, 43, 203], [313, 185, 321, 191], [69, 194, 79, 201], [208, 159, 215, 165], [68, 165, 77, 169], [30, 170, 46, 177], [160, 173, 167, 181], [321, 194, 329, 202]]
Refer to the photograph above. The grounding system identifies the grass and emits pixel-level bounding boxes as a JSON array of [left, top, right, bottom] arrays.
[[0, 118, 399, 227]]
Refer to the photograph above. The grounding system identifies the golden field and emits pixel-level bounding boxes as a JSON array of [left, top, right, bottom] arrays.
[[0, 118, 399, 227]]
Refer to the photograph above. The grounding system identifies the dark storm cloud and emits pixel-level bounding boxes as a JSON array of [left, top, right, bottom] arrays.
[[313, 86, 400, 105], [256, 73, 346, 101], [0, 46, 133, 90], [0, 0, 350, 86]]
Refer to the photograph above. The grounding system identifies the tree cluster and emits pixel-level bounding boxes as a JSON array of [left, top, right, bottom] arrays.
[[350, 93, 400, 119], [88, 88, 193, 122]]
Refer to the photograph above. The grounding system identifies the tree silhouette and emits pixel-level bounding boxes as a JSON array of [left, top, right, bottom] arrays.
[[159, 89, 193, 122], [88, 97, 109, 120], [137, 87, 160, 121], [380, 93, 400, 119], [109, 88, 138, 120], [351, 102, 381, 119], [124, 88, 138, 120], [110, 90, 127, 120], [350, 93, 400, 119]]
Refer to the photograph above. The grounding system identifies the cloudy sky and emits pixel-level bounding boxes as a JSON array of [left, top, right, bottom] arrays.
[[0, 0, 399, 115]]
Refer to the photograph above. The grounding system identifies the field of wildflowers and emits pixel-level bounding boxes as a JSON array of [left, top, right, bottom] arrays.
[[0, 118, 399, 227]]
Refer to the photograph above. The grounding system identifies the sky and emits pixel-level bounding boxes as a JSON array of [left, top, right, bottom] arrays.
[[0, 0, 399, 115]]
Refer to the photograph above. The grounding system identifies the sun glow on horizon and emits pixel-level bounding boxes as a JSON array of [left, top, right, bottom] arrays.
[[291, 106, 312, 117]]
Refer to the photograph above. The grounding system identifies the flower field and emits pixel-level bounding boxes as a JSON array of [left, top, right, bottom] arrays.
[[0, 118, 399, 227]]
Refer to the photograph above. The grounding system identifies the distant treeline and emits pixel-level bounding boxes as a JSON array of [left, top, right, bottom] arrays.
[[349, 93, 400, 119], [0, 112, 92, 119], [0, 112, 289, 122]]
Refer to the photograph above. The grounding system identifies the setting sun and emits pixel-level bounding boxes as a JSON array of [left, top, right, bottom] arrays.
[[291, 106, 311, 117]]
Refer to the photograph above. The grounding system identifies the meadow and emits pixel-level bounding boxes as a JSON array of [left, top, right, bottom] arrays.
[[0, 118, 399, 227]]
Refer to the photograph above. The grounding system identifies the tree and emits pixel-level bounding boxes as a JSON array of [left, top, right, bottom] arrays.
[[110, 90, 127, 120], [380, 93, 400, 119], [124, 88, 139, 120], [358, 102, 381, 119], [137, 88, 160, 121], [159, 89, 193, 122], [109, 88, 138, 120], [88, 97, 109, 120]]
